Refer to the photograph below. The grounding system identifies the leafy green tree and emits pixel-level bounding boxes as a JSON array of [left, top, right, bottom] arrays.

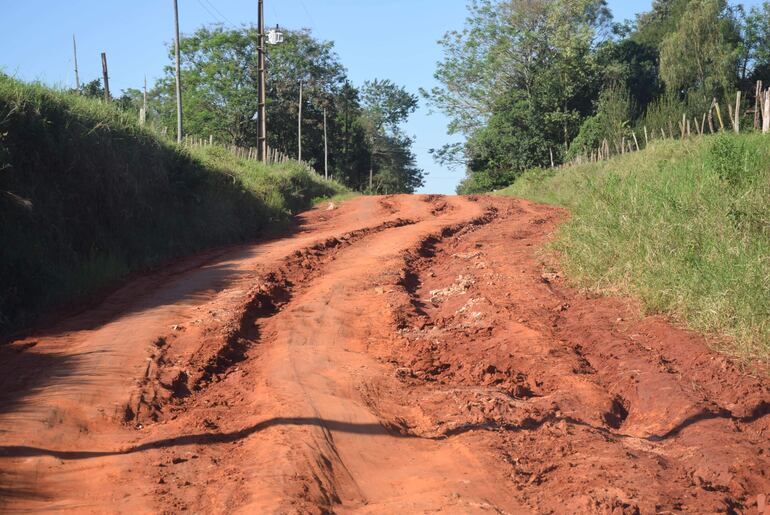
[[596, 33, 662, 114], [263, 28, 347, 166], [360, 79, 424, 193], [633, 0, 691, 49], [659, 0, 740, 101], [148, 25, 421, 193], [738, 1, 770, 84], [76, 79, 105, 99], [569, 85, 634, 158], [426, 0, 609, 184]]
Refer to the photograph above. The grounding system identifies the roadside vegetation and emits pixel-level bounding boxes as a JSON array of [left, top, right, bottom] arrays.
[[501, 134, 770, 360], [0, 75, 347, 334], [105, 28, 424, 194], [426, 0, 770, 193]]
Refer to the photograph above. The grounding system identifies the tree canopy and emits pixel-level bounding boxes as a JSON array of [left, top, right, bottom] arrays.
[[427, 0, 770, 193], [118, 26, 422, 194]]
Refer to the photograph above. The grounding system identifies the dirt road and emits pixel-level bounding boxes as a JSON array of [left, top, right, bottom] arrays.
[[1, 195, 768, 513]]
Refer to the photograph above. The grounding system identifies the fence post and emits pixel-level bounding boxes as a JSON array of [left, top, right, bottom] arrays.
[[755, 81, 762, 130], [714, 100, 725, 131], [735, 91, 741, 134], [764, 89, 770, 134]]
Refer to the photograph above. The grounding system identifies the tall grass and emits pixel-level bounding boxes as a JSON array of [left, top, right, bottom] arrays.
[[501, 134, 770, 360], [0, 75, 348, 334]]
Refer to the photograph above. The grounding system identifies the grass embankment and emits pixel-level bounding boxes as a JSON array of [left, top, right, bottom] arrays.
[[501, 135, 770, 360], [0, 75, 348, 334]]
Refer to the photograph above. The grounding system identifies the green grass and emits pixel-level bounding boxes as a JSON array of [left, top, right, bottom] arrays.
[[0, 75, 349, 334], [501, 134, 770, 361]]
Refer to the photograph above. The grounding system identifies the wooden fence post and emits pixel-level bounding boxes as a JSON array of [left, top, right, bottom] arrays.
[[755, 81, 762, 130], [764, 89, 770, 134], [735, 91, 742, 134], [715, 100, 725, 131]]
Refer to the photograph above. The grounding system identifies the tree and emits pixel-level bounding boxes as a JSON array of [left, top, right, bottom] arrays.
[[148, 25, 422, 193], [738, 1, 770, 84], [263, 28, 347, 165], [426, 0, 610, 182], [633, 0, 691, 49], [360, 79, 424, 193], [659, 0, 740, 101], [596, 33, 662, 114]]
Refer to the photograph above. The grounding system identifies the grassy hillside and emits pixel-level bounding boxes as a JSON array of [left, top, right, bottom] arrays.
[[501, 135, 770, 360], [0, 75, 347, 334]]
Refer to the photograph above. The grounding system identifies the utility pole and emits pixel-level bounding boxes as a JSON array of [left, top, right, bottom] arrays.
[[298, 81, 303, 161], [257, 0, 267, 162], [140, 75, 147, 126], [323, 108, 328, 180], [101, 52, 111, 101], [173, 0, 184, 143], [369, 142, 373, 191], [72, 35, 81, 92]]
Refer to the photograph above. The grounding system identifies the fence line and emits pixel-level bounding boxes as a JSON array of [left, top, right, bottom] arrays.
[[180, 135, 319, 175], [559, 80, 770, 169]]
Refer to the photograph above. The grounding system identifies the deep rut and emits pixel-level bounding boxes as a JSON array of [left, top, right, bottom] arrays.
[[380, 199, 770, 513], [1, 195, 768, 514]]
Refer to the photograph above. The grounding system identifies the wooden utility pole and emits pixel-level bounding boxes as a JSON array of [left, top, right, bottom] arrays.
[[257, 0, 267, 162], [369, 141, 373, 191], [298, 81, 303, 161], [173, 0, 184, 143], [100, 53, 110, 101], [140, 75, 147, 126], [323, 108, 328, 180], [72, 35, 81, 92]]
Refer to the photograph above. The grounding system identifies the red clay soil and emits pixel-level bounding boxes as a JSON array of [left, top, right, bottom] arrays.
[[0, 195, 768, 514]]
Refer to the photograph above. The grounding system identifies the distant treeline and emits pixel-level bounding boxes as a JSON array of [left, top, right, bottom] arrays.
[[425, 0, 770, 193], [79, 27, 424, 195]]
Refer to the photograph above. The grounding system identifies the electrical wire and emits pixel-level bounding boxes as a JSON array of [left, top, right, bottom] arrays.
[[194, 0, 227, 26], [202, 0, 237, 28], [296, 0, 315, 27]]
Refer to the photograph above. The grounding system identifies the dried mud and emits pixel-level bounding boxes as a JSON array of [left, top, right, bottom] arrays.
[[0, 195, 768, 514]]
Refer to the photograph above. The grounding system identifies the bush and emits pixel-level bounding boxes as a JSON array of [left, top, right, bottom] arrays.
[[456, 168, 521, 194]]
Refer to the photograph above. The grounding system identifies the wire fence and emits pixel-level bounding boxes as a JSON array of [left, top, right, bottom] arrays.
[[563, 81, 770, 168], [179, 134, 318, 175]]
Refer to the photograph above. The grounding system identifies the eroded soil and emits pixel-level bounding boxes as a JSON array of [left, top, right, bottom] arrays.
[[1, 195, 768, 514]]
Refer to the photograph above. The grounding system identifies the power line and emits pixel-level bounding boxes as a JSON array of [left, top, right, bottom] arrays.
[[296, 0, 315, 27], [194, 0, 229, 27], [202, 0, 237, 27]]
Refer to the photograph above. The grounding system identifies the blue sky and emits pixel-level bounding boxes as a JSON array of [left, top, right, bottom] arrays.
[[0, 0, 761, 193]]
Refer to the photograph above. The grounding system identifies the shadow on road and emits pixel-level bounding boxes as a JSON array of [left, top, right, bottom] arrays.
[[0, 417, 412, 461]]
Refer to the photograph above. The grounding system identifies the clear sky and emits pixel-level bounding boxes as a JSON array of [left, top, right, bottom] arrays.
[[0, 0, 760, 193]]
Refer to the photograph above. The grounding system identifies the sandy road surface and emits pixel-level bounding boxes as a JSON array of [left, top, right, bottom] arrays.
[[1, 195, 768, 513]]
